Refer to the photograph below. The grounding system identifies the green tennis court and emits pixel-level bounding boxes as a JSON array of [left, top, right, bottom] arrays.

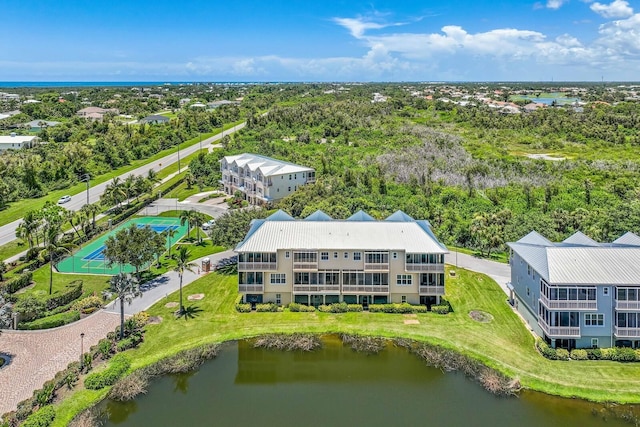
[[56, 217, 188, 275]]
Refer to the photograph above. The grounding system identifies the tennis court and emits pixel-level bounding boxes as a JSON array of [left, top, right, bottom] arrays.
[[56, 217, 188, 275]]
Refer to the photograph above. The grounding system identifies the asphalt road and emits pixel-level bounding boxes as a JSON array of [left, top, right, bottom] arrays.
[[0, 122, 245, 247]]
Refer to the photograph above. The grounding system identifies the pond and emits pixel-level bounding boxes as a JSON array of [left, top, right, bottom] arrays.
[[104, 336, 636, 427]]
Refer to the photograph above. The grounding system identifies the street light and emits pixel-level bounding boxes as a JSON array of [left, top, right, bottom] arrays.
[[80, 332, 85, 368], [177, 142, 181, 174], [199, 132, 202, 152], [79, 173, 90, 205]]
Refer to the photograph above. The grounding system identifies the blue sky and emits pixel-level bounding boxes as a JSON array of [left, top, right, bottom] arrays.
[[1, 0, 639, 81]]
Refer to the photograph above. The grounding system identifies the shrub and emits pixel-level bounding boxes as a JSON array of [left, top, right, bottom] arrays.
[[2, 271, 33, 294], [130, 311, 149, 330], [570, 349, 588, 361], [586, 348, 602, 360], [368, 304, 384, 313], [18, 311, 80, 330], [288, 302, 315, 312], [235, 303, 251, 313], [96, 338, 113, 359], [44, 281, 83, 311], [412, 305, 428, 313], [14, 296, 46, 322], [84, 354, 130, 390], [431, 305, 450, 315], [600, 348, 614, 360], [318, 302, 348, 313], [256, 303, 278, 312], [347, 304, 363, 312], [71, 296, 103, 313], [535, 339, 557, 360], [25, 247, 43, 262], [253, 334, 321, 351], [611, 347, 637, 362], [109, 370, 149, 402], [555, 348, 570, 361], [116, 338, 137, 352], [21, 405, 55, 427]]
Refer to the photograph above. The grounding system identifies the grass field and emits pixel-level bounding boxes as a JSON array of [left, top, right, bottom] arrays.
[[51, 265, 640, 425]]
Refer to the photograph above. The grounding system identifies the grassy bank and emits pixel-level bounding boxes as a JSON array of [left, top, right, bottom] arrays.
[[49, 266, 640, 425]]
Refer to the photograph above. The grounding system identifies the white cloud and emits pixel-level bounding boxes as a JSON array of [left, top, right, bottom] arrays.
[[590, 0, 634, 18], [596, 13, 640, 55], [332, 18, 389, 38], [547, 0, 568, 9]]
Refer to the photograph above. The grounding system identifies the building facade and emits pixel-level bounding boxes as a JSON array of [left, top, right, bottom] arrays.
[[220, 153, 315, 205], [0, 134, 38, 151], [508, 231, 640, 349], [236, 209, 448, 308]]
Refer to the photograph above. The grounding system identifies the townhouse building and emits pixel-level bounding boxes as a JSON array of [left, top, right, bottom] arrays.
[[235, 209, 448, 308], [508, 231, 640, 349], [220, 153, 315, 205]]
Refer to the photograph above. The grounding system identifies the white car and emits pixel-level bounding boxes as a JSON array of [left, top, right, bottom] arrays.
[[57, 195, 71, 204], [201, 219, 216, 230]]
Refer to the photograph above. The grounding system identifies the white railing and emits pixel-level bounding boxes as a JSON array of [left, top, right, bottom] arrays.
[[293, 284, 340, 293], [539, 294, 597, 310], [616, 301, 640, 310], [405, 264, 444, 272], [419, 286, 445, 295], [239, 284, 264, 293], [614, 326, 640, 337], [538, 320, 581, 337], [364, 263, 389, 271], [238, 262, 277, 271], [342, 285, 389, 294], [293, 262, 318, 271]]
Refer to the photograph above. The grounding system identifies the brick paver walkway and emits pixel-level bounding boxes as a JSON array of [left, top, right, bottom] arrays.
[[0, 311, 121, 415]]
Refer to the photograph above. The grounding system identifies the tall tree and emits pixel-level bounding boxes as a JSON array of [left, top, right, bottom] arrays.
[[191, 212, 206, 243], [173, 246, 196, 315], [39, 226, 71, 295], [110, 273, 141, 340], [180, 210, 195, 236]]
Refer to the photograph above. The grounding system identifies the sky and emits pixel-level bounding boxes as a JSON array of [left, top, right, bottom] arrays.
[[1, 0, 639, 82]]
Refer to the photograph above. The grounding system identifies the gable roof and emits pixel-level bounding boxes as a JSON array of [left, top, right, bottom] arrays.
[[517, 231, 553, 246], [346, 210, 375, 221], [266, 209, 294, 221], [221, 153, 314, 177], [385, 210, 415, 222], [562, 231, 600, 247], [613, 232, 640, 247], [304, 210, 333, 221]]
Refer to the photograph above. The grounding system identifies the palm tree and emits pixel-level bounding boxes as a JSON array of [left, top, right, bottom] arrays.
[[179, 210, 194, 237], [104, 177, 125, 209], [191, 212, 206, 243], [39, 226, 71, 295], [110, 273, 141, 340], [85, 203, 101, 229], [0, 260, 6, 282], [173, 246, 196, 315], [123, 174, 136, 203], [184, 171, 196, 189], [165, 227, 178, 257], [147, 169, 161, 186]]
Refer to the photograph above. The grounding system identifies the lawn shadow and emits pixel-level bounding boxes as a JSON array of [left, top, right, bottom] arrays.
[[180, 305, 203, 320]]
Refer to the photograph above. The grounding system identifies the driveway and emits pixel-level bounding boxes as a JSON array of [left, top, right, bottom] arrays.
[[445, 250, 511, 295], [139, 198, 228, 219]]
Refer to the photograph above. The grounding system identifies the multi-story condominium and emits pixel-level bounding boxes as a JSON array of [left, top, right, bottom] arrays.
[[508, 231, 640, 349], [220, 153, 315, 205], [235, 209, 448, 308]]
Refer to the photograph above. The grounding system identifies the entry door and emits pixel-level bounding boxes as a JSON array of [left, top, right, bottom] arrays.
[[361, 295, 369, 309], [311, 295, 323, 307]]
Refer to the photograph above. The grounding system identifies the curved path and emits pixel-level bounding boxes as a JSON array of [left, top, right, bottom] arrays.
[[445, 251, 510, 295]]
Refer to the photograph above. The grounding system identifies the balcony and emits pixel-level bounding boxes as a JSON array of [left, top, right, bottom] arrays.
[[239, 284, 264, 293], [238, 262, 277, 271], [342, 285, 389, 294], [293, 262, 318, 271], [419, 285, 445, 296], [539, 294, 597, 310], [364, 263, 389, 272], [538, 320, 581, 338], [614, 326, 640, 338], [293, 284, 340, 293], [405, 263, 444, 272], [616, 300, 640, 311]]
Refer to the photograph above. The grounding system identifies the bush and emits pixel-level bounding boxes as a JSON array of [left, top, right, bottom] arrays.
[[570, 349, 588, 360], [256, 303, 278, 312], [14, 296, 46, 322], [600, 348, 614, 360], [18, 311, 80, 330], [535, 339, 557, 360], [21, 405, 55, 427], [586, 348, 602, 360], [611, 347, 637, 362], [555, 348, 570, 361], [45, 281, 83, 311], [96, 338, 113, 360], [235, 303, 251, 313], [431, 305, 450, 314], [25, 247, 43, 262], [318, 302, 348, 313], [288, 302, 315, 312], [2, 271, 33, 294], [347, 304, 363, 312], [84, 354, 130, 390], [117, 338, 137, 352], [71, 296, 103, 313]]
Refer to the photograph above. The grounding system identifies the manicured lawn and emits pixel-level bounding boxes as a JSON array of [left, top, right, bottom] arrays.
[[449, 246, 509, 264], [0, 239, 28, 262], [164, 181, 216, 201], [21, 266, 111, 300]]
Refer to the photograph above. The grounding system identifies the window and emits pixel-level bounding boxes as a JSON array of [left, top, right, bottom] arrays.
[[526, 287, 530, 296], [397, 274, 412, 285], [585, 313, 604, 326], [392, 252, 398, 259], [321, 252, 329, 261], [270, 274, 286, 284], [295, 174, 297, 179], [401, 296, 407, 303], [353, 252, 361, 261], [289, 174, 292, 180], [285, 251, 290, 259], [344, 252, 349, 259], [288, 187, 291, 191], [276, 294, 281, 304], [591, 338, 599, 348], [527, 265, 531, 276], [603, 287, 609, 296], [333, 252, 338, 259]]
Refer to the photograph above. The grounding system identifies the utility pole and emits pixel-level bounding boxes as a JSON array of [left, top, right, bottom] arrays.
[[79, 173, 90, 205], [177, 143, 181, 174]]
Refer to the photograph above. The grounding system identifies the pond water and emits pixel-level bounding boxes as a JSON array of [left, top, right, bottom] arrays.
[[518, 96, 581, 105], [104, 337, 635, 427]]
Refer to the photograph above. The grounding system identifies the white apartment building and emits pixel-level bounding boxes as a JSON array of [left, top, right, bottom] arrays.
[[220, 153, 315, 205], [235, 209, 448, 308], [0, 134, 38, 151]]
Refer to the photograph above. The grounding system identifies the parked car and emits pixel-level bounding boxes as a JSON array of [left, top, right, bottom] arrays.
[[57, 195, 71, 204], [201, 219, 216, 230]]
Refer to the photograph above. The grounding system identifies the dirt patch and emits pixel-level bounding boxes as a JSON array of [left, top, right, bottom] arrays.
[[188, 293, 205, 301], [403, 319, 420, 325], [403, 314, 418, 318], [469, 310, 494, 323], [148, 316, 163, 324], [165, 302, 178, 308]]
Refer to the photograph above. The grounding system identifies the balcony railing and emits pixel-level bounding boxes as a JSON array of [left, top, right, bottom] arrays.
[[538, 320, 581, 338], [616, 301, 640, 311], [405, 263, 444, 272], [419, 285, 445, 295], [342, 285, 389, 294], [239, 284, 264, 293], [614, 326, 640, 338], [238, 262, 277, 271], [293, 284, 340, 293], [293, 262, 318, 271], [364, 263, 389, 272], [539, 294, 597, 310]]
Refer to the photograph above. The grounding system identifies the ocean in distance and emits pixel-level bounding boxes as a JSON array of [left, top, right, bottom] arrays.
[[0, 82, 262, 88]]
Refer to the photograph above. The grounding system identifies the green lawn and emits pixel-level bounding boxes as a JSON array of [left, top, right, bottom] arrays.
[[20, 266, 111, 300], [0, 239, 28, 263], [164, 181, 216, 201]]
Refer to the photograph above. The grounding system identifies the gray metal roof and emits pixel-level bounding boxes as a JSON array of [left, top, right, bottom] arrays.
[[518, 231, 553, 246], [222, 153, 314, 177], [385, 210, 415, 222], [562, 231, 600, 247], [347, 210, 375, 221], [236, 218, 448, 253], [304, 210, 333, 221], [613, 232, 640, 247]]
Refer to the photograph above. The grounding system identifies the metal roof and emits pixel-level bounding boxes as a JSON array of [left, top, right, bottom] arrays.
[[346, 210, 375, 221], [221, 153, 313, 177], [562, 231, 600, 247], [385, 210, 415, 222], [236, 218, 448, 254], [613, 232, 640, 247], [304, 210, 333, 221]]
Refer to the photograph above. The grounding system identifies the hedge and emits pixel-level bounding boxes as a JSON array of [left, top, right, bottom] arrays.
[[369, 303, 428, 314], [45, 280, 83, 311], [84, 354, 130, 390], [288, 302, 316, 312], [256, 303, 279, 312], [235, 303, 251, 313], [21, 405, 55, 427], [1, 271, 33, 293], [431, 305, 450, 314], [537, 338, 640, 362], [18, 310, 80, 330]]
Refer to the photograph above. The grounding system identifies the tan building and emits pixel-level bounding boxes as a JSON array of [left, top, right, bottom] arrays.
[[220, 153, 315, 205], [76, 106, 119, 121], [236, 209, 448, 308]]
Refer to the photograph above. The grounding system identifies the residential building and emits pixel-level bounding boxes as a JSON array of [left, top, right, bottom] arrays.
[[23, 120, 60, 132], [220, 153, 316, 205], [0, 133, 38, 151], [138, 115, 170, 125], [235, 209, 448, 308], [76, 106, 119, 121], [508, 231, 640, 349]]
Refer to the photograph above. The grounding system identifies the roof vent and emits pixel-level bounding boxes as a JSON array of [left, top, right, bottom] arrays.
[[10, 132, 16, 137]]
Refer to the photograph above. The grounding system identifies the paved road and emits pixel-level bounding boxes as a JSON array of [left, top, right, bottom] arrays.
[[139, 198, 229, 219], [0, 123, 244, 246], [445, 250, 511, 295]]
